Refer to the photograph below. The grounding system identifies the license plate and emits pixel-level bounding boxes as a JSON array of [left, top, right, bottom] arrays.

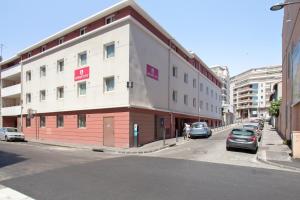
[[235, 139, 245, 142]]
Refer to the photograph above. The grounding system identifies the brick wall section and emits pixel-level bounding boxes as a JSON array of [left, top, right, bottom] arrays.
[[22, 111, 130, 148]]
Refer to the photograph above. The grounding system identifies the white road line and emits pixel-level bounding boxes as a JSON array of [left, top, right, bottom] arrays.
[[0, 185, 35, 200]]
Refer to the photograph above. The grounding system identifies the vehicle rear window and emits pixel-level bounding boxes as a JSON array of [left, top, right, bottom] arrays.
[[243, 125, 257, 129], [232, 129, 255, 136], [191, 123, 205, 128]]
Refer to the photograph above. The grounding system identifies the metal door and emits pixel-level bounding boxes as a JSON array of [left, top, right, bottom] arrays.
[[103, 117, 114, 147]]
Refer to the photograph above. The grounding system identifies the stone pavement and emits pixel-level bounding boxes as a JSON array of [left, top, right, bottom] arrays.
[[257, 124, 300, 172]]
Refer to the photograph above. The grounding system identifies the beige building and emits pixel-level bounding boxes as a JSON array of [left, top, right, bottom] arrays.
[[0, 0, 222, 148], [230, 65, 282, 120]]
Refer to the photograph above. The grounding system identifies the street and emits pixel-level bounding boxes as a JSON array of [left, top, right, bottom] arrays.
[[1, 128, 300, 200]]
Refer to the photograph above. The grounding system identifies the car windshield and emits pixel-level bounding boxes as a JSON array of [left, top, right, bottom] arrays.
[[6, 128, 18, 132], [232, 129, 255, 136], [191, 123, 206, 128]]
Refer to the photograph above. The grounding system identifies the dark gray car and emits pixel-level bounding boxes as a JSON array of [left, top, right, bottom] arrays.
[[190, 122, 212, 138], [226, 128, 258, 153]]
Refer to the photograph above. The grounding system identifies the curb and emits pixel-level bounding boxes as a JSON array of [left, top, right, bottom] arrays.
[[256, 153, 300, 173], [26, 140, 93, 150], [93, 143, 176, 154]]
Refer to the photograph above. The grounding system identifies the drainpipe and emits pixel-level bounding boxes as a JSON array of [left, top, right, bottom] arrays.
[[20, 61, 23, 132]]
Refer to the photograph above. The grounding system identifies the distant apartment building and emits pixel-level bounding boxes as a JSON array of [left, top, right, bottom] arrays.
[[211, 65, 233, 125], [0, 0, 222, 148], [230, 65, 282, 120], [279, 0, 300, 158]]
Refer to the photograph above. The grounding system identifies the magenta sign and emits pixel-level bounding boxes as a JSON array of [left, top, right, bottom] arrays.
[[146, 64, 159, 80]]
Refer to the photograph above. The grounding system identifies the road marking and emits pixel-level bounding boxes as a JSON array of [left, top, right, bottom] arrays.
[[0, 185, 35, 200]]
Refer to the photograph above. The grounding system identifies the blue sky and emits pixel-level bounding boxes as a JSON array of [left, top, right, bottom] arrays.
[[0, 0, 283, 76]]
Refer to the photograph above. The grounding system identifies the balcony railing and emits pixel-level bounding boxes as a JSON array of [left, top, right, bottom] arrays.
[[1, 105, 21, 116], [1, 64, 21, 79], [1, 84, 21, 97]]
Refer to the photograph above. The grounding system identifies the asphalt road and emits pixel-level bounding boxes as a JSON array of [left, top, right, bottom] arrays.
[[1, 128, 300, 200]]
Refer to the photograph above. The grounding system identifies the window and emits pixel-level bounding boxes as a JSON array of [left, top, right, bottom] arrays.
[[41, 45, 46, 52], [199, 100, 203, 110], [26, 93, 31, 103], [184, 95, 188, 105], [172, 90, 177, 102], [193, 98, 196, 107], [216, 106, 218, 113], [40, 115, 46, 128], [211, 89, 213, 97], [78, 82, 86, 96], [58, 37, 64, 45], [57, 87, 64, 99], [26, 71, 31, 81], [206, 86, 209, 95], [104, 43, 115, 58], [261, 89, 263, 93], [78, 52, 87, 66], [172, 66, 178, 77], [40, 90, 46, 101], [206, 102, 209, 111], [184, 73, 188, 83], [57, 59, 64, 72], [200, 83, 203, 92], [78, 114, 86, 128], [26, 118, 31, 127], [193, 79, 196, 88], [28, 52, 31, 58], [105, 15, 115, 24], [211, 104, 213, 112], [80, 27, 86, 36], [215, 92, 218, 100], [40, 66, 46, 77], [57, 115, 64, 128], [261, 96, 263, 99], [104, 77, 115, 92]]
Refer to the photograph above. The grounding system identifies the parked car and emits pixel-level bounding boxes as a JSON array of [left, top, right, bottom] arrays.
[[190, 122, 212, 138], [243, 123, 262, 141], [226, 128, 258, 153], [250, 119, 264, 130], [0, 127, 25, 142]]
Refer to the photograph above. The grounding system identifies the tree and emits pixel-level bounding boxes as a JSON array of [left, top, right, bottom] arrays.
[[269, 99, 282, 117]]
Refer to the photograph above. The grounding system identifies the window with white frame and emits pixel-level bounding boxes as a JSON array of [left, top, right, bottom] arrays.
[[78, 114, 86, 128], [215, 92, 218, 100], [104, 42, 115, 58], [40, 90, 46, 101], [193, 79, 196, 88], [206, 86, 209, 95], [26, 71, 31, 81], [40, 115, 46, 128], [216, 106, 218, 113], [104, 77, 115, 92], [58, 37, 64, 45], [172, 66, 178, 78], [26, 93, 31, 103], [78, 82, 86, 96], [56, 115, 64, 128], [184, 95, 188, 105], [193, 98, 196, 107], [211, 104, 213, 112], [105, 15, 115, 24], [80, 27, 86, 36], [40, 66, 46, 77], [211, 89, 213, 98], [200, 83, 203, 92], [78, 51, 87, 66], [200, 100, 203, 110], [57, 87, 64, 99], [184, 73, 188, 83], [57, 59, 64, 72], [206, 102, 209, 111], [172, 90, 177, 102]]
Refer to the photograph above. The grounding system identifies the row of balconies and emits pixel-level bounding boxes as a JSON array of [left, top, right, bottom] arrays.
[[1, 64, 22, 116]]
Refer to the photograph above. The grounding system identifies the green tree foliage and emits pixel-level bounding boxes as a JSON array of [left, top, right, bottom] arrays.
[[269, 99, 281, 117]]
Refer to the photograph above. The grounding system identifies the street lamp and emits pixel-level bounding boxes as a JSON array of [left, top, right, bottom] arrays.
[[270, 1, 300, 11]]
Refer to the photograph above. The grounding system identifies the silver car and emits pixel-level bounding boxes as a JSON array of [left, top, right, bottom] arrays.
[[226, 128, 258, 153], [190, 122, 212, 138], [243, 123, 262, 141], [0, 127, 25, 142]]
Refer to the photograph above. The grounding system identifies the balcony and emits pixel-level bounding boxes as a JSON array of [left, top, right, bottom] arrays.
[[1, 64, 21, 79], [1, 105, 21, 116], [1, 84, 21, 97]]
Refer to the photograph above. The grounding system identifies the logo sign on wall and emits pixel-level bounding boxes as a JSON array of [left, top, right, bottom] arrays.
[[146, 64, 159, 81], [74, 66, 90, 81]]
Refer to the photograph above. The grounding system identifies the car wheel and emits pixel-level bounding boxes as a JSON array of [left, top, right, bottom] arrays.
[[252, 147, 258, 154], [226, 146, 231, 151], [5, 136, 9, 142]]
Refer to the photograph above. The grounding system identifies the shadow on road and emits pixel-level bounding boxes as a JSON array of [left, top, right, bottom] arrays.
[[227, 148, 257, 155], [0, 150, 27, 168]]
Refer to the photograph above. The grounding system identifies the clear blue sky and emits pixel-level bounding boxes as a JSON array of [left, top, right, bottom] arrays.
[[0, 0, 283, 76]]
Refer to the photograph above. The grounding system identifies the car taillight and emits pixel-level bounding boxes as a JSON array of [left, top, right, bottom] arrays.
[[251, 136, 256, 142], [228, 134, 234, 139]]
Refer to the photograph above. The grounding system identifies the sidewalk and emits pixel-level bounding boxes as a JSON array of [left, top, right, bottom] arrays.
[[257, 124, 300, 172]]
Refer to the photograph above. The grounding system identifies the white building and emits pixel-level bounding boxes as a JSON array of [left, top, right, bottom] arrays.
[[0, 0, 222, 148], [230, 65, 282, 120]]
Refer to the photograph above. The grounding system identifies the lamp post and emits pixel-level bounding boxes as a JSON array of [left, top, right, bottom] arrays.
[[270, 1, 300, 11]]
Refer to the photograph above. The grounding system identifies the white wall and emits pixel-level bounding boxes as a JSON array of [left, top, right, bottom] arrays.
[[129, 21, 221, 119], [22, 22, 130, 114]]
